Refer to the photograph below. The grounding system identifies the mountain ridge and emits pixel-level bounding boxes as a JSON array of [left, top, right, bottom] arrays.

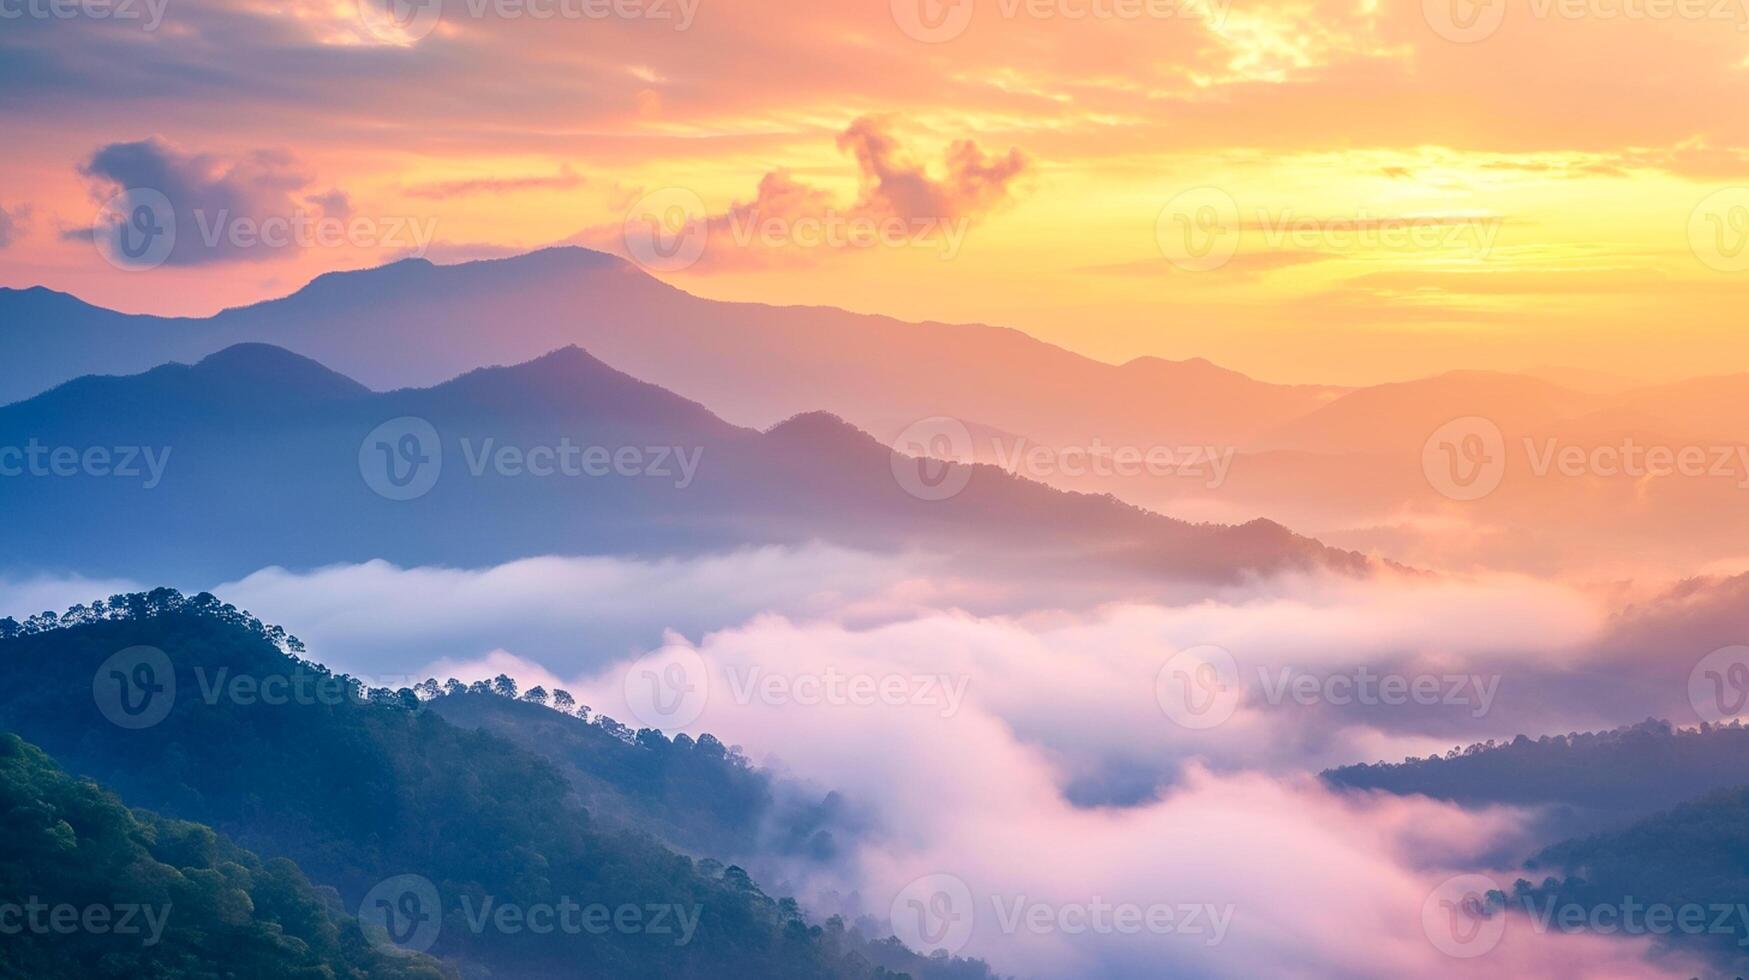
[[0, 342, 1369, 583], [0, 247, 1343, 449]]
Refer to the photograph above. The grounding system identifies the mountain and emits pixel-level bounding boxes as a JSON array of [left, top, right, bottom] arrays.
[[0, 590, 997, 980], [0, 343, 1366, 584], [1612, 374, 1749, 444], [1511, 784, 1749, 973], [425, 690, 864, 868], [0, 247, 1342, 448], [1326, 718, 1749, 975], [1256, 370, 1607, 454], [17, 248, 1749, 579], [1323, 720, 1749, 836], [0, 732, 451, 979], [1518, 364, 1642, 396]]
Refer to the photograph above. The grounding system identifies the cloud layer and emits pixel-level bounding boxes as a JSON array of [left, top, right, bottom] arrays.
[[10, 547, 1712, 977]]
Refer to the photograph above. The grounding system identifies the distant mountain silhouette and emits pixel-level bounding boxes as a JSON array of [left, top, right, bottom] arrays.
[[22, 249, 1749, 575], [1255, 371, 1608, 454], [1515, 780, 1749, 974], [1323, 719, 1749, 838], [1331, 720, 1749, 974], [0, 247, 1341, 448], [0, 344, 1365, 583]]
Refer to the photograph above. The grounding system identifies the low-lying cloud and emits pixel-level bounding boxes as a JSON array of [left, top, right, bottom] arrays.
[[7, 550, 1733, 977]]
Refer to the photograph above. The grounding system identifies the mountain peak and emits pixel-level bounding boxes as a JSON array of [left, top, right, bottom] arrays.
[[764, 411, 886, 453], [426, 344, 728, 429], [1118, 354, 1252, 385], [766, 410, 858, 437], [189, 343, 372, 399], [225, 247, 652, 325], [0, 284, 107, 318], [195, 341, 330, 369], [491, 244, 627, 270], [522, 343, 598, 367]]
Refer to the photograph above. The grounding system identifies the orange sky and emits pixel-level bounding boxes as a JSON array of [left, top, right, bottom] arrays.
[[4, 0, 1749, 384]]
